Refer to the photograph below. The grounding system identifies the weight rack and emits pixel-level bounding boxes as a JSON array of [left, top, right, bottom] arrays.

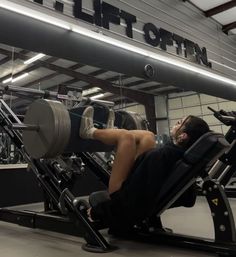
[[0, 98, 114, 252]]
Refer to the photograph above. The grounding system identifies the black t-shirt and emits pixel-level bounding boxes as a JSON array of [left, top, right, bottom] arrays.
[[110, 142, 185, 223], [92, 142, 190, 228]]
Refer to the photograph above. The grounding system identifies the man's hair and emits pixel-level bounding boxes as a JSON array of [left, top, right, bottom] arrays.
[[179, 115, 210, 148]]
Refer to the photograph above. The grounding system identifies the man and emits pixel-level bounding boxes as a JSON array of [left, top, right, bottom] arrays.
[[79, 106, 210, 229]]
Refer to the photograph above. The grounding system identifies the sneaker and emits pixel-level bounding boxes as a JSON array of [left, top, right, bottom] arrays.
[[106, 109, 115, 129], [79, 106, 96, 139]]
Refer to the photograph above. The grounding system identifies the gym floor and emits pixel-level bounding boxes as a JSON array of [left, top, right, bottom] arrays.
[[1, 196, 235, 257]]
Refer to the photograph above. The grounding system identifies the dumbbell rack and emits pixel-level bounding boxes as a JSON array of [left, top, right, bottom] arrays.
[[0, 99, 114, 252]]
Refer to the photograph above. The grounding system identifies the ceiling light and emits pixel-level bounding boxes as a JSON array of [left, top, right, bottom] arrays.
[[24, 53, 46, 65], [2, 73, 29, 84], [2, 77, 12, 84], [1, 1, 235, 87], [82, 87, 101, 96], [90, 93, 105, 99]]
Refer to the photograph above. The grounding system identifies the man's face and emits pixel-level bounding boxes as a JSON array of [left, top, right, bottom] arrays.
[[170, 117, 187, 138]]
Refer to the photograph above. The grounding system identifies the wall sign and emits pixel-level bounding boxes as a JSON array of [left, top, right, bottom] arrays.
[[33, 0, 212, 68]]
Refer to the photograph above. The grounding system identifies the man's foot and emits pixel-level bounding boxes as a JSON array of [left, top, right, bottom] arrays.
[[106, 109, 115, 129], [79, 106, 97, 139]]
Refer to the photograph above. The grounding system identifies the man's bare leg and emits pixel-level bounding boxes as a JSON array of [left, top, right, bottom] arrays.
[[93, 129, 136, 194], [79, 107, 156, 194], [130, 130, 156, 158], [79, 107, 137, 194], [93, 129, 156, 193], [80, 107, 158, 222]]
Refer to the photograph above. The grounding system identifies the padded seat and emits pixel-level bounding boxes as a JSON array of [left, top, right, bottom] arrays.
[[89, 132, 230, 225], [152, 132, 230, 217]]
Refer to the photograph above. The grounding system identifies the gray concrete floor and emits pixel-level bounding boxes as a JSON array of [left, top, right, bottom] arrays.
[[1, 196, 235, 257]]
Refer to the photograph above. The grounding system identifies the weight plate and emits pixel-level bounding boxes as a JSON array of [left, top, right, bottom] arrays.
[[59, 103, 71, 153], [114, 110, 148, 130], [44, 100, 61, 157], [23, 99, 70, 159], [48, 101, 71, 157], [44, 100, 70, 157], [129, 112, 142, 130]]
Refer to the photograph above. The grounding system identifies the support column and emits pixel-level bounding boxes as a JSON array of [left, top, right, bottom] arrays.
[[154, 95, 169, 136]]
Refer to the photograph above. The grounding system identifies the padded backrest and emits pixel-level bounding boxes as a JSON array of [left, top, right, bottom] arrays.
[[152, 132, 230, 217]]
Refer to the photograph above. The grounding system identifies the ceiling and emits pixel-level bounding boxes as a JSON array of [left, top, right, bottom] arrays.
[[0, 43, 179, 114], [0, 1, 235, 113], [187, 0, 236, 35]]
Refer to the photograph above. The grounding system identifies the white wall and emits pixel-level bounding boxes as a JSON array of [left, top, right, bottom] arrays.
[[168, 92, 236, 134], [116, 93, 236, 135]]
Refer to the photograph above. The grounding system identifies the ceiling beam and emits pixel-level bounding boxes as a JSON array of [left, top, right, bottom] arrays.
[[0, 48, 29, 60], [45, 65, 157, 131], [0, 49, 29, 65], [1, 48, 157, 131], [0, 56, 58, 82], [125, 79, 147, 87], [53, 74, 130, 92], [22, 63, 84, 88], [222, 21, 236, 34], [27, 64, 157, 131], [140, 83, 171, 91], [41, 61, 157, 121], [47, 68, 109, 92], [106, 75, 129, 83], [204, 1, 236, 17]]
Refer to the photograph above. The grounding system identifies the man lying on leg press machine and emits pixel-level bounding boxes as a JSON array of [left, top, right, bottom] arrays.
[[79, 106, 210, 233]]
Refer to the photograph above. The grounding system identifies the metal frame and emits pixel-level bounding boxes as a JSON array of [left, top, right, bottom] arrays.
[[208, 122, 236, 198], [143, 180, 236, 256], [0, 100, 114, 252], [203, 180, 236, 242], [0, 99, 236, 255]]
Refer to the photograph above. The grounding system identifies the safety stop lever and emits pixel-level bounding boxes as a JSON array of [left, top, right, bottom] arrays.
[[208, 106, 236, 126]]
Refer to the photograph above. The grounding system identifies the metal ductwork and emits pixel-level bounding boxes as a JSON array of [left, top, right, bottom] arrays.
[[0, 7, 235, 100]]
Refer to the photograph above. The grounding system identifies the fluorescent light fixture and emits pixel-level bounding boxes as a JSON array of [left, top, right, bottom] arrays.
[[90, 93, 105, 99], [1, 1, 236, 87], [3, 73, 29, 84], [12, 73, 29, 82], [2, 77, 12, 84], [82, 87, 101, 96], [24, 53, 46, 65]]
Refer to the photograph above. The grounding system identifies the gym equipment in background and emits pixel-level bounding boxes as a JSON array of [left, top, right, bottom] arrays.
[[0, 86, 236, 255]]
